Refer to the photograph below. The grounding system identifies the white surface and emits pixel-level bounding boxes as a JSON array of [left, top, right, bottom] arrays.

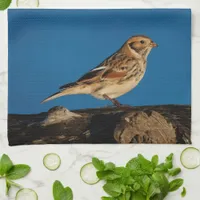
[[0, 0, 200, 199]]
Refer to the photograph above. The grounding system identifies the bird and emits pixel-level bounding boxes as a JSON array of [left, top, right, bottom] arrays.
[[41, 35, 158, 107]]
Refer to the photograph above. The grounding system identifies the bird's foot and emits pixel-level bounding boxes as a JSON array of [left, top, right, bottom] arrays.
[[112, 99, 122, 108]]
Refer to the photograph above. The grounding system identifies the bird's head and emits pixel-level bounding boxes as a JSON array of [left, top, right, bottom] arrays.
[[123, 35, 158, 59]]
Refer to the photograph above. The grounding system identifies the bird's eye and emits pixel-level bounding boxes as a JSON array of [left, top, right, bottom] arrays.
[[140, 40, 145, 44]]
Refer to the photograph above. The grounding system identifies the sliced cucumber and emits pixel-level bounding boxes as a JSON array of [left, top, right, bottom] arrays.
[[180, 147, 200, 169], [43, 153, 61, 171], [80, 162, 99, 185], [16, 0, 39, 7], [15, 188, 38, 200]]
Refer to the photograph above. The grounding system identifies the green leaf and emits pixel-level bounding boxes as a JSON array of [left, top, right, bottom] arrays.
[[147, 182, 161, 199], [114, 167, 131, 177], [152, 172, 169, 197], [133, 182, 140, 191], [65, 187, 73, 200], [0, 0, 12, 10], [165, 153, 173, 169], [126, 155, 153, 176], [97, 171, 121, 181], [181, 187, 186, 197], [169, 178, 184, 192], [151, 155, 159, 169], [92, 157, 105, 171], [0, 154, 13, 176], [105, 162, 116, 171], [150, 193, 164, 200], [141, 175, 151, 193], [154, 163, 168, 173], [53, 180, 65, 200], [103, 182, 126, 197], [125, 191, 131, 200], [6, 164, 31, 180], [53, 181, 73, 200], [118, 192, 131, 200], [168, 168, 181, 176], [131, 191, 146, 200], [101, 197, 116, 200], [124, 177, 135, 185]]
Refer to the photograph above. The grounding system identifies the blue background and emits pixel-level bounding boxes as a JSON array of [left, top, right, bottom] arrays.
[[8, 9, 191, 114]]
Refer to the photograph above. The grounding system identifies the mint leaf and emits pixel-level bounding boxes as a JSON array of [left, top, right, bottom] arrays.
[[165, 153, 173, 169], [126, 154, 153, 176], [53, 181, 73, 200], [53, 180, 65, 200], [150, 193, 163, 200], [154, 163, 168, 173], [97, 171, 121, 181], [151, 155, 159, 169], [147, 182, 161, 199], [105, 162, 116, 171], [181, 187, 186, 197], [125, 191, 131, 200], [137, 154, 153, 172], [114, 167, 131, 177], [0, 0, 12, 10], [101, 197, 116, 200], [0, 154, 13, 176], [103, 182, 126, 197], [118, 192, 131, 200], [169, 178, 184, 192], [133, 182, 140, 191], [131, 191, 146, 200], [168, 168, 181, 176], [6, 164, 31, 180], [141, 175, 151, 193], [152, 173, 169, 197], [124, 177, 135, 185], [65, 187, 73, 200], [92, 157, 105, 171], [154, 154, 173, 172]]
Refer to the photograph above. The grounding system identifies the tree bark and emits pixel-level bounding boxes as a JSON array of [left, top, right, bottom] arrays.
[[8, 105, 191, 146]]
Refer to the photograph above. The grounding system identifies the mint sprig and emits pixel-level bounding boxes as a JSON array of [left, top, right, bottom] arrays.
[[0, 154, 31, 195], [91, 153, 186, 199], [53, 180, 73, 200]]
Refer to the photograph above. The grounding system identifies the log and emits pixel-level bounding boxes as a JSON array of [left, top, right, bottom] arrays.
[[8, 105, 191, 146]]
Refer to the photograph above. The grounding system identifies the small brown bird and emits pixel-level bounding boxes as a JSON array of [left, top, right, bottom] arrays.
[[42, 35, 157, 107]]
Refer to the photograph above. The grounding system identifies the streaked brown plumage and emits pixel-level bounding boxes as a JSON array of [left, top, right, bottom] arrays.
[[41, 35, 158, 106]]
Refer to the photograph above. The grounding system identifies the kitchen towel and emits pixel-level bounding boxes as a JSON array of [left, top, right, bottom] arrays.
[[8, 9, 191, 145]]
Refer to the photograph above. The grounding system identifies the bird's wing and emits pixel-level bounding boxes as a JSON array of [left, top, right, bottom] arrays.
[[76, 65, 106, 84], [101, 56, 137, 80], [76, 52, 136, 83]]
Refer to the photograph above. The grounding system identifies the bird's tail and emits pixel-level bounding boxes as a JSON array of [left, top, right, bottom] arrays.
[[41, 82, 90, 103]]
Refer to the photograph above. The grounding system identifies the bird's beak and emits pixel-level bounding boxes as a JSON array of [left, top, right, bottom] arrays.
[[151, 41, 158, 48]]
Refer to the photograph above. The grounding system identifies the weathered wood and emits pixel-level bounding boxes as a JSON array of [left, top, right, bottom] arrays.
[[8, 105, 191, 146]]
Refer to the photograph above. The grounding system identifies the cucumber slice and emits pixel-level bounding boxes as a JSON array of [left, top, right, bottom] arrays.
[[16, 0, 39, 7], [43, 153, 61, 171], [180, 147, 200, 169], [16, 188, 38, 200], [80, 162, 99, 185]]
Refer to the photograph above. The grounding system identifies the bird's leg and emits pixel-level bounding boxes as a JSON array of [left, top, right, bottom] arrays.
[[103, 94, 122, 107]]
